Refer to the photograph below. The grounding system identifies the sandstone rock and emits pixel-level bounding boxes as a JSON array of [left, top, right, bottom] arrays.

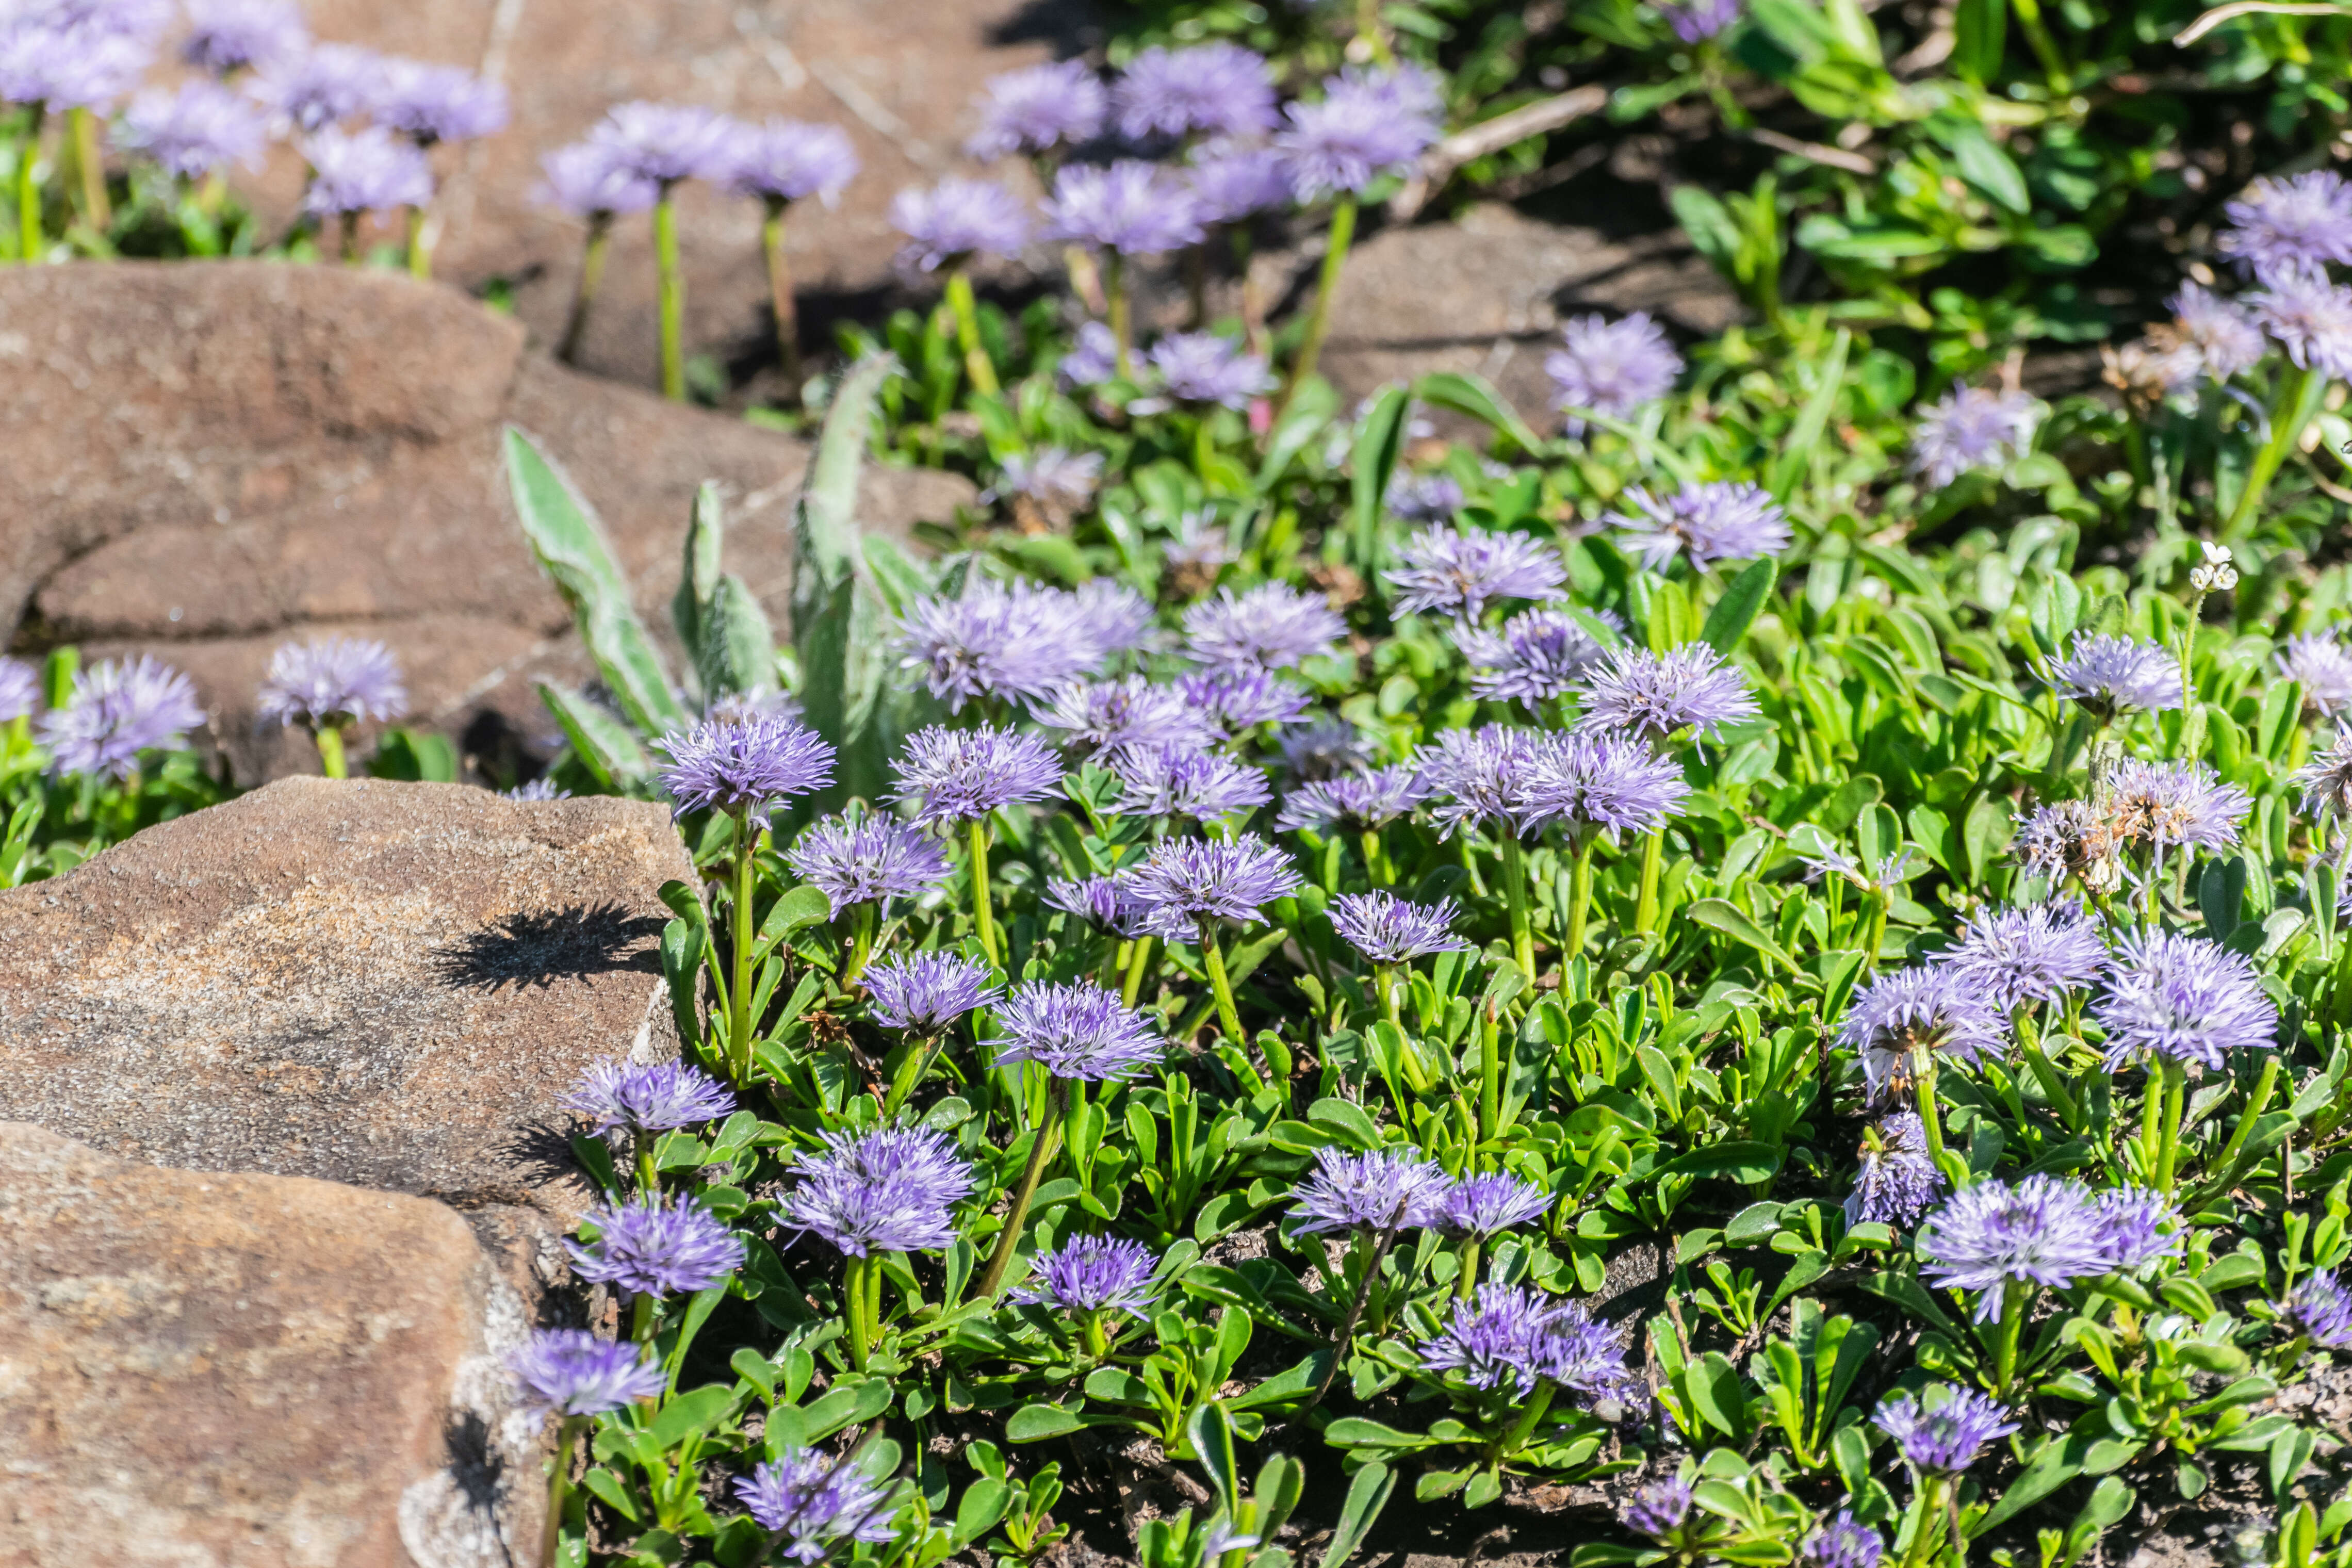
[[0, 260, 973, 780], [0, 1120, 541, 1568], [0, 775, 691, 1226], [1317, 202, 1741, 429]]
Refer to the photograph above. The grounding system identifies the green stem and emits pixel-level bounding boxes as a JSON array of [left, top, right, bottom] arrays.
[[1564, 833, 1600, 963], [1863, 890, 1890, 973], [313, 724, 349, 779], [1914, 1050, 1947, 1167], [978, 1079, 1064, 1299], [2203, 1053, 2281, 1193], [558, 216, 611, 365], [405, 205, 430, 278], [1272, 196, 1356, 426], [1200, 920, 1247, 1046], [1456, 1235, 1482, 1301], [944, 267, 1000, 397], [1353, 0, 1395, 63], [16, 107, 43, 263], [843, 901, 877, 986], [1121, 933, 1155, 1008], [69, 106, 108, 232], [762, 197, 801, 394], [1499, 834, 1536, 978], [1632, 828, 1664, 936], [729, 812, 758, 1082], [629, 1291, 656, 1344], [1477, 1001, 1500, 1144], [2223, 362, 2324, 540], [2139, 1058, 2166, 1182], [634, 1133, 659, 1196], [883, 1031, 942, 1116], [1991, 1279, 2030, 1397], [654, 188, 685, 401], [541, 1413, 586, 1568], [846, 1254, 872, 1371], [1105, 252, 1131, 381], [1083, 1313, 1109, 1361], [2155, 1057, 2187, 1196], [2006, 0, 2069, 89], [339, 209, 358, 265], [1360, 827, 1390, 887], [967, 817, 999, 967], [1899, 1475, 1949, 1568], [1375, 961, 1401, 1030], [2014, 1009, 2081, 1132], [1495, 1380, 1558, 1459]]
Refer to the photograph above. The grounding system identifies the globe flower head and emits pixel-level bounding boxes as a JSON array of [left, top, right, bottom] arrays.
[[888, 724, 1065, 827], [0, 658, 39, 724], [533, 140, 659, 218], [2172, 283, 2267, 382], [1185, 140, 1293, 223], [1387, 471, 1466, 524], [1059, 321, 1121, 388], [1546, 312, 1682, 435], [897, 577, 1105, 710], [996, 980, 1162, 1082], [1047, 873, 1148, 936], [39, 655, 206, 781], [374, 59, 509, 145], [1329, 891, 1470, 965], [2108, 758, 2249, 851], [1277, 68, 1442, 201], [1872, 1387, 2021, 1472], [1439, 1171, 1553, 1238], [723, 118, 859, 206], [1416, 725, 1559, 839], [2282, 633, 2352, 720], [0, 16, 155, 109], [1276, 765, 1428, 834], [1043, 159, 1204, 256], [1458, 608, 1614, 704], [253, 41, 379, 130], [1622, 1478, 1693, 1541], [1281, 719, 1372, 780], [182, 0, 306, 74], [1802, 1513, 1886, 1568], [1908, 386, 2039, 487], [1529, 730, 1692, 841], [1919, 1176, 2115, 1319], [117, 80, 269, 177], [2049, 633, 2182, 720], [1845, 1113, 1944, 1229], [302, 125, 434, 217], [507, 1329, 666, 1417], [1147, 332, 1275, 409], [889, 176, 1032, 272], [1940, 901, 2109, 1010], [2093, 1187, 2182, 1273], [656, 713, 836, 821], [2093, 930, 2277, 1070], [863, 951, 1001, 1033], [1608, 481, 1790, 573], [1287, 1145, 1452, 1234], [785, 814, 951, 912], [1386, 527, 1568, 622], [2011, 797, 2128, 890], [735, 1447, 901, 1563], [1105, 743, 1272, 822], [1126, 833, 1302, 930], [1036, 677, 1215, 755], [1177, 667, 1312, 732], [1183, 583, 1348, 672], [2251, 273, 2352, 382], [2287, 1269, 2352, 1349], [777, 1125, 976, 1257], [568, 1194, 745, 1297], [1012, 1235, 1159, 1319], [967, 59, 1106, 160], [561, 1060, 739, 1135], [1838, 965, 2010, 1101], [1574, 642, 1758, 744], [2219, 170, 2352, 282], [1113, 42, 1279, 141], [1662, 0, 1744, 42], [2297, 725, 2352, 821], [1418, 1284, 1634, 1404], [256, 636, 409, 730], [591, 101, 739, 185]]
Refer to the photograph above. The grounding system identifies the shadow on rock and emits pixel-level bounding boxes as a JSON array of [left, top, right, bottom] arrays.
[[433, 903, 666, 993]]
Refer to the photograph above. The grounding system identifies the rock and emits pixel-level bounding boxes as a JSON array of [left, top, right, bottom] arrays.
[[229, 0, 1104, 390], [0, 260, 973, 780], [1316, 202, 1742, 429], [0, 775, 691, 1229], [0, 1120, 541, 1568]]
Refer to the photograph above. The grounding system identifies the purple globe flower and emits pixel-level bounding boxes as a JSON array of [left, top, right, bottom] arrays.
[[2288, 1269, 2352, 1349], [1185, 140, 1294, 223], [1802, 1513, 1885, 1568], [1060, 321, 1121, 388], [1546, 312, 1682, 436], [2093, 1187, 2182, 1272], [990, 448, 1106, 518], [117, 80, 269, 176], [2049, 633, 2181, 720], [967, 59, 1106, 161], [863, 951, 1001, 1033], [1, 17, 154, 109], [182, 0, 305, 74], [254, 42, 380, 130], [1622, 1478, 1693, 1540], [1439, 1171, 1553, 1238], [2281, 633, 2352, 719], [1036, 677, 1215, 754], [1047, 873, 1146, 934], [1416, 725, 1558, 839], [1662, 0, 1744, 41], [1872, 1387, 2020, 1472], [0, 658, 39, 725], [1387, 471, 1466, 524], [2108, 758, 2249, 850], [375, 58, 509, 145], [887, 725, 1065, 827], [897, 578, 1106, 709], [1458, 608, 1615, 704], [735, 1447, 901, 1562], [1288, 1145, 1453, 1234], [590, 101, 739, 185], [256, 636, 409, 729], [1069, 580, 1156, 660], [1838, 965, 2010, 1102], [1183, 583, 1348, 672], [787, 814, 952, 911], [1419, 1283, 1635, 1404], [656, 713, 836, 820], [2093, 930, 2277, 1069], [995, 980, 1162, 1082], [1574, 642, 1758, 743], [1043, 160, 1204, 257], [302, 125, 434, 217], [1276, 765, 1428, 833], [39, 655, 206, 781], [568, 1194, 745, 1297], [722, 118, 859, 207], [1329, 891, 1470, 964], [2250, 273, 2352, 382], [1846, 1113, 1943, 1229], [1940, 902, 2109, 1010], [778, 1125, 976, 1257], [1126, 834, 1302, 930], [1012, 1234, 1159, 1318], [1608, 481, 1790, 572], [2219, 171, 2352, 282], [1277, 68, 1442, 201], [1386, 526, 1568, 622], [561, 1060, 738, 1135], [1908, 386, 2038, 487], [1177, 667, 1313, 732], [1919, 1176, 2114, 1319], [890, 177, 1033, 272], [1281, 719, 1371, 779], [2297, 725, 2352, 822], [1105, 743, 1271, 821], [1113, 42, 1279, 142], [1529, 730, 1691, 840], [508, 1329, 666, 1417], [533, 141, 660, 218], [1148, 332, 1275, 409], [2173, 284, 2267, 381]]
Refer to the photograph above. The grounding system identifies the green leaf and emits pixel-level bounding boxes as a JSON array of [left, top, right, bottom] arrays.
[[536, 682, 652, 788], [673, 480, 726, 663], [1766, 331, 1849, 502], [1412, 371, 1544, 455], [1006, 1403, 1090, 1442], [646, 1383, 736, 1448], [1687, 898, 1798, 972], [1188, 1402, 1239, 1510], [1951, 0, 2005, 79], [1318, 1461, 1397, 1568], [1321, 1417, 1429, 1451], [1351, 385, 1413, 585], [1701, 559, 1781, 654]]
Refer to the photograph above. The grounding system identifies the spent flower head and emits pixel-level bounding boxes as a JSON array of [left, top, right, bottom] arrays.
[[508, 1329, 666, 1417], [863, 951, 1002, 1033], [562, 1060, 739, 1136], [2093, 930, 2277, 1069], [1546, 312, 1681, 436], [995, 980, 1162, 1082], [2108, 758, 2249, 850], [786, 814, 952, 911], [1608, 481, 1790, 572], [967, 59, 1106, 161], [256, 636, 408, 730], [656, 713, 836, 820], [568, 1195, 745, 1296], [1386, 527, 1567, 621]]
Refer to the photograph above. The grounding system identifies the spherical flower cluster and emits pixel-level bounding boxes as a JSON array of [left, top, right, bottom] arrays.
[[1329, 891, 1471, 964], [724, 119, 859, 206], [1185, 141, 1295, 223], [1872, 1387, 2020, 1473], [1281, 718, 1371, 778], [561, 1060, 738, 1135], [1126, 834, 1302, 930], [1662, 0, 1745, 41], [1276, 766, 1428, 834], [1607, 481, 1790, 572], [889, 177, 1032, 272], [1574, 642, 1757, 743], [1385, 526, 1568, 621], [1908, 386, 2038, 487], [2092, 930, 2278, 1069], [302, 125, 434, 217], [1047, 873, 1147, 935], [1415, 725, 1560, 839], [897, 577, 1119, 709], [967, 60, 1107, 160], [2011, 797, 2126, 888], [1183, 583, 1348, 672], [777, 1125, 976, 1257], [1545, 312, 1683, 435], [117, 80, 269, 176], [1802, 1513, 1886, 1568], [0, 658, 39, 725], [1288, 1145, 1453, 1234], [534, 141, 660, 218], [734, 1447, 901, 1562], [1387, 471, 1466, 524], [1044, 160, 1203, 256], [1418, 1283, 1636, 1404], [1113, 42, 1279, 142], [888, 725, 1065, 826], [1940, 901, 2109, 1009], [2107, 758, 2249, 852], [1838, 965, 2009, 1101], [2287, 1269, 2352, 1349], [2296, 726, 2352, 823], [657, 713, 836, 820], [2219, 170, 2352, 282], [39, 655, 207, 781], [1147, 332, 1275, 409], [1621, 1478, 1693, 1540], [507, 1329, 666, 1417], [1105, 743, 1272, 821], [1067, 580, 1157, 659], [2281, 633, 2352, 719], [182, 0, 306, 75], [2049, 634, 2182, 720], [863, 951, 1001, 1033], [1014, 1234, 1161, 1319], [590, 100, 737, 184], [786, 814, 951, 912], [2092, 1187, 2184, 1274], [2250, 273, 2352, 382], [1457, 608, 1615, 704], [1275, 66, 1442, 201], [1919, 1175, 2166, 1318], [1178, 667, 1313, 732], [256, 42, 379, 132], [568, 1195, 745, 1297], [995, 980, 1162, 1082], [2173, 284, 2268, 382], [1439, 1171, 1553, 1238], [1534, 731, 1692, 840], [256, 636, 409, 730], [374, 58, 509, 145], [1035, 677, 1214, 754], [1845, 1113, 1943, 1228], [2, 10, 157, 111]]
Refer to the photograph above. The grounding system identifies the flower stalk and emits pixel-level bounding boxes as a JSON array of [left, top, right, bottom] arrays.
[[967, 818, 1000, 967], [761, 196, 802, 396], [729, 809, 759, 1081], [1199, 918, 1248, 1047], [15, 107, 43, 263], [540, 1413, 587, 1568], [1273, 195, 1355, 424], [1498, 833, 1536, 978], [558, 214, 613, 366], [654, 186, 686, 401], [978, 1076, 1065, 1299], [944, 267, 1000, 397]]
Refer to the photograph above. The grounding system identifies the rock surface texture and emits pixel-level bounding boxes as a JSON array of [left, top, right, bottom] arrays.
[[0, 1121, 539, 1568], [0, 260, 971, 780]]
